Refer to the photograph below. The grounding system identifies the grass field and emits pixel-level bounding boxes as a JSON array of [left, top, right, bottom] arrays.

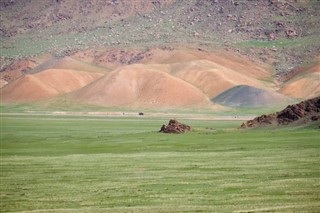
[[1, 114, 319, 212]]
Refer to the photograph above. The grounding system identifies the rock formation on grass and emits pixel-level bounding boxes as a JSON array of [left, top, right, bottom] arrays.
[[240, 96, 320, 128], [159, 119, 192, 133]]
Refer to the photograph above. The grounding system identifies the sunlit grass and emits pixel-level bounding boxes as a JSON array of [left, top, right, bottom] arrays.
[[1, 114, 319, 212]]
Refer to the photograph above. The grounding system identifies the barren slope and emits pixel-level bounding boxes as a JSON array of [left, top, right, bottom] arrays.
[[73, 47, 275, 100], [77, 47, 271, 80], [30, 56, 110, 74], [145, 48, 271, 80], [1, 69, 103, 103], [0, 59, 38, 87], [279, 62, 320, 99], [72, 64, 215, 108], [170, 59, 271, 99]]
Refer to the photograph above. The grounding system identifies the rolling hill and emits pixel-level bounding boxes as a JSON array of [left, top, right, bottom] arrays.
[[72, 64, 215, 109], [0, 0, 319, 110], [1, 47, 317, 109], [0, 69, 103, 103], [279, 62, 320, 99]]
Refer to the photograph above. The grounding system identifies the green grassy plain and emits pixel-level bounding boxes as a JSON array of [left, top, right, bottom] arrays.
[[1, 114, 319, 212]]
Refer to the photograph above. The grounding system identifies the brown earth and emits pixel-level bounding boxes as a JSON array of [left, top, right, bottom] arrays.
[[159, 119, 192, 134], [0, 59, 38, 87], [73, 46, 276, 100], [44, 57, 110, 73], [73, 47, 271, 79], [162, 48, 275, 99], [0, 78, 8, 88], [1, 47, 292, 109], [1, 69, 103, 103], [28, 56, 111, 75], [72, 64, 216, 109], [0, 55, 109, 89], [148, 48, 271, 80], [171, 60, 270, 99], [279, 60, 320, 99], [279, 57, 320, 82], [240, 96, 320, 128]]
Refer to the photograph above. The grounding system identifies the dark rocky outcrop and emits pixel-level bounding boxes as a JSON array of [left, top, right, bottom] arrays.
[[241, 96, 320, 128], [159, 119, 192, 133]]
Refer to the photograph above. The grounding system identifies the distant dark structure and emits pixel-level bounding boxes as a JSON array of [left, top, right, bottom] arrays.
[[138, 112, 144, 116]]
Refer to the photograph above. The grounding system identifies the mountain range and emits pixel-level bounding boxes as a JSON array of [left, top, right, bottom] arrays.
[[1, 0, 319, 110]]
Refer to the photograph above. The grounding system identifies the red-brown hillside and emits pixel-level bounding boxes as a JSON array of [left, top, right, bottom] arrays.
[[279, 59, 320, 99], [1, 69, 103, 103], [72, 64, 216, 109], [0, 59, 38, 88]]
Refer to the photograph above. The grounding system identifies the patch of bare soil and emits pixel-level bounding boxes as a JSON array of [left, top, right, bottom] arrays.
[[0, 69, 103, 103], [73, 46, 275, 100], [171, 59, 271, 99], [0, 78, 8, 88], [73, 47, 271, 79], [72, 64, 216, 108], [279, 60, 320, 99], [0, 59, 38, 87]]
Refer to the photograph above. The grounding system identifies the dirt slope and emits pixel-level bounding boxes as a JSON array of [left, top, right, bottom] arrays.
[[73, 47, 274, 100], [1, 47, 279, 109], [1, 69, 103, 103], [0, 59, 38, 87], [47, 57, 110, 73], [170, 59, 271, 99], [213, 85, 293, 108], [30, 56, 110, 74], [0, 56, 109, 89], [146, 48, 271, 80], [72, 64, 215, 108], [74, 47, 271, 80], [0, 79, 8, 88], [279, 62, 320, 99]]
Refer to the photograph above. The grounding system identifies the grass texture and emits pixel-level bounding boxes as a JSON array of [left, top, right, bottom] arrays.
[[1, 114, 319, 212]]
